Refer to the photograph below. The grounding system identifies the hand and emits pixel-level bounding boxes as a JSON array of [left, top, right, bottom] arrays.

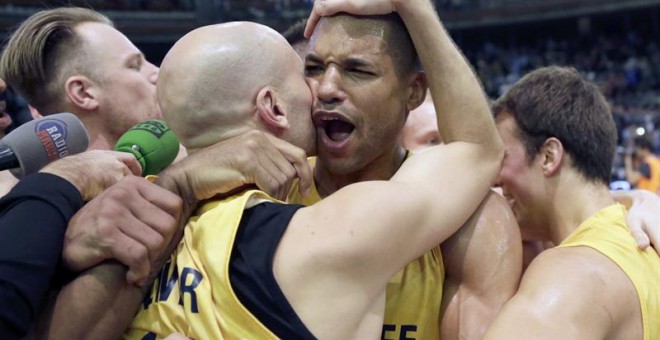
[[160, 130, 312, 202], [62, 176, 182, 286], [304, 0, 396, 38], [40, 150, 142, 201], [625, 190, 660, 253]]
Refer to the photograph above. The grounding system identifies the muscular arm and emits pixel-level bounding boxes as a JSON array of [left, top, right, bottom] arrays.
[[484, 247, 635, 340], [440, 191, 522, 340], [42, 132, 312, 339]]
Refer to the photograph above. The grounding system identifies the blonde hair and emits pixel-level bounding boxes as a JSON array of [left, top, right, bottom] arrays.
[[0, 7, 112, 114]]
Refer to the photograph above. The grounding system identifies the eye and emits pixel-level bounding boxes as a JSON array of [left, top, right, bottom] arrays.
[[348, 68, 374, 76], [305, 64, 323, 76], [128, 57, 142, 70]]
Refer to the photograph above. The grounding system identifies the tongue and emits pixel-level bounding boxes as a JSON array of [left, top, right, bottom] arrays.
[[326, 120, 354, 142]]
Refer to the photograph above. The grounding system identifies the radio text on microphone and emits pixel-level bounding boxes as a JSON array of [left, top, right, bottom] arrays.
[[36, 119, 70, 161]]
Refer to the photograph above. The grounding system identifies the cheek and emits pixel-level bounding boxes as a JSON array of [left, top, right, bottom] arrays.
[[500, 153, 527, 187]]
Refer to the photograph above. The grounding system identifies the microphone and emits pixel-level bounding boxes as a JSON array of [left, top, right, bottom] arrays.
[[114, 119, 180, 176], [0, 112, 89, 177]]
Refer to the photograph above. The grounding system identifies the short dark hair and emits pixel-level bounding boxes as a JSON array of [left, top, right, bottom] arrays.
[[492, 66, 617, 185], [282, 19, 307, 46]]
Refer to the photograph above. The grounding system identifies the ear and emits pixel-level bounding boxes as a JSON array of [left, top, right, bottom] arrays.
[[28, 105, 42, 120], [406, 72, 428, 112], [255, 87, 289, 132], [65, 75, 99, 111], [540, 137, 564, 177]]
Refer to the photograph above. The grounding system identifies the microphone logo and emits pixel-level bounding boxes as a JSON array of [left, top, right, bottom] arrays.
[[35, 118, 69, 161], [128, 120, 170, 138]]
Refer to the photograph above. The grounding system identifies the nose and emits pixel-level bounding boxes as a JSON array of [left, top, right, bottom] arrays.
[[305, 77, 319, 108], [0, 77, 5, 93], [316, 65, 346, 105], [146, 61, 159, 85]]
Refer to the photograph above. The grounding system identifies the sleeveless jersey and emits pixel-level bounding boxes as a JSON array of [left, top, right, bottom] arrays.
[[288, 156, 445, 340], [126, 190, 285, 340], [557, 204, 660, 340]]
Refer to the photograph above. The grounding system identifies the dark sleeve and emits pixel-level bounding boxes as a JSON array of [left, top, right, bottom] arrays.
[[639, 162, 651, 179], [0, 173, 83, 338]]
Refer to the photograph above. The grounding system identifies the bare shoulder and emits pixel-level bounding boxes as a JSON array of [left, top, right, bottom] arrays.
[[485, 247, 637, 339], [522, 247, 638, 326], [442, 190, 522, 281]]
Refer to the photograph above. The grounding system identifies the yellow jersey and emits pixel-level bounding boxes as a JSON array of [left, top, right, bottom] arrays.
[[557, 204, 660, 340], [126, 190, 282, 340], [288, 157, 445, 340]]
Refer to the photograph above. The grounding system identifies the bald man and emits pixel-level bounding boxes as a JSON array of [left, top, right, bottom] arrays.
[[120, 14, 502, 339], [402, 90, 441, 151]]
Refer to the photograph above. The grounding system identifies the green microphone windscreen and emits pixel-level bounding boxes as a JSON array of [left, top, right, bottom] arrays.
[[114, 120, 180, 176]]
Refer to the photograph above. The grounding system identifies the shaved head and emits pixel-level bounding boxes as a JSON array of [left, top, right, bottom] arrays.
[[158, 22, 296, 149]]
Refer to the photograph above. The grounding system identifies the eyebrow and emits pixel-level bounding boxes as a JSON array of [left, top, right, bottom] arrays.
[[305, 54, 323, 64], [306, 54, 373, 68], [125, 52, 144, 62]]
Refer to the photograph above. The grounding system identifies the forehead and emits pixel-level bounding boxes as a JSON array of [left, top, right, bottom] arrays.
[[75, 22, 139, 56], [309, 19, 389, 63], [496, 113, 524, 147]]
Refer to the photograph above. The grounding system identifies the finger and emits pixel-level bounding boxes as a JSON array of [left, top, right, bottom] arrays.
[[632, 229, 651, 249], [304, 12, 321, 38], [290, 154, 312, 197], [111, 233, 150, 285], [115, 151, 143, 176], [133, 178, 183, 221], [119, 218, 167, 263], [643, 223, 660, 250]]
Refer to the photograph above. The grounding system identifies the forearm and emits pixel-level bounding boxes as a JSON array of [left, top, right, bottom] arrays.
[[42, 263, 143, 339], [395, 1, 501, 155], [0, 173, 83, 337]]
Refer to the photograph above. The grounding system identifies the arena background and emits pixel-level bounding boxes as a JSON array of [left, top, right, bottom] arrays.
[[1, 0, 659, 185]]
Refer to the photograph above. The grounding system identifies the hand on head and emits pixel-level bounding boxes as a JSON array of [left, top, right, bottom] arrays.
[[304, 0, 397, 37]]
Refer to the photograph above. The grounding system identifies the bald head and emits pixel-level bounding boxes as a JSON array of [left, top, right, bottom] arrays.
[[158, 22, 296, 150], [311, 13, 418, 76]]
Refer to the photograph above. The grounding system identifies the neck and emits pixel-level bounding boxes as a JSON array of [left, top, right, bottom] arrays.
[[76, 114, 119, 151], [546, 172, 615, 245], [314, 146, 408, 198], [86, 128, 116, 151]]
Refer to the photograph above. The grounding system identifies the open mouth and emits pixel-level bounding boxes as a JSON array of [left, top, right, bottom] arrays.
[[314, 111, 355, 143]]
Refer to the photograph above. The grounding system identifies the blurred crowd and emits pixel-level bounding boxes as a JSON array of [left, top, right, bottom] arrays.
[[461, 28, 660, 182]]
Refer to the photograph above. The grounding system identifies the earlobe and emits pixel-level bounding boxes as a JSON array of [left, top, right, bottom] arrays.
[[406, 72, 428, 111], [255, 87, 289, 131], [65, 76, 99, 111], [542, 137, 564, 176]]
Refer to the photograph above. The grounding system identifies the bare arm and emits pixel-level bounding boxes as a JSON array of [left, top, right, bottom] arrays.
[[440, 191, 522, 340], [293, 0, 504, 284], [484, 248, 634, 340], [42, 132, 312, 339]]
